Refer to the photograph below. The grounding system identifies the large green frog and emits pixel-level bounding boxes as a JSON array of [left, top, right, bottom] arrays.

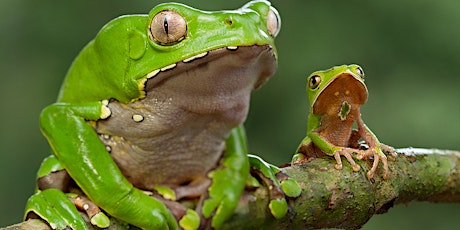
[[24, 1, 298, 229]]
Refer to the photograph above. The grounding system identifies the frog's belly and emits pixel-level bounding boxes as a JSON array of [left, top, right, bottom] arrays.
[[99, 133, 224, 191]]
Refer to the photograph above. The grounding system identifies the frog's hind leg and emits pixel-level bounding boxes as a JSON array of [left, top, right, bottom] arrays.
[[292, 137, 326, 164], [174, 176, 212, 200]]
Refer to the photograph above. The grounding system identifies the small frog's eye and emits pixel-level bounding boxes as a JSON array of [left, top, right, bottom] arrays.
[[308, 75, 321, 89], [267, 7, 281, 37], [149, 10, 187, 46], [356, 66, 365, 79]]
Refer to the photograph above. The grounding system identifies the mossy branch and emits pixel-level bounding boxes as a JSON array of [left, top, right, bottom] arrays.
[[3, 148, 460, 230]]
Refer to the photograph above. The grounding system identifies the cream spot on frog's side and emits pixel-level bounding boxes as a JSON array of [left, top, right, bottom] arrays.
[[132, 114, 144, 122], [105, 145, 112, 153], [83, 204, 89, 211], [183, 51, 208, 63], [147, 69, 160, 79], [226, 46, 238, 50], [160, 63, 177, 72], [100, 100, 111, 119]]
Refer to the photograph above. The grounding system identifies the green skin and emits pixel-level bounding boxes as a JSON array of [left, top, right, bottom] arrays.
[[293, 65, 395, 180], [24, 1, 299, 229]]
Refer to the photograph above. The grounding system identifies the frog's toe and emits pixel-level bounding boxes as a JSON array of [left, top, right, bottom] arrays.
[[179, 209, 200, 230], [381, 143, 398, 158], [280, 178, 301, 198], [334, 148, 361, 172], [269, 198, 288, 219], [69, 194, 109, 228], [366, 149, 389, 180], [25, 189, 87, 230], [249, 154, 301, 219]]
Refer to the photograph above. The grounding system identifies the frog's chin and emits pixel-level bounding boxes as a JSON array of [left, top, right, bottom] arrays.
[[142, 45, 277, 117]]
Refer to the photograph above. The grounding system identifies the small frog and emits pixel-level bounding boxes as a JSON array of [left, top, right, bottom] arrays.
[[292, 64, 396, 180], [24, 1, 297, 229]]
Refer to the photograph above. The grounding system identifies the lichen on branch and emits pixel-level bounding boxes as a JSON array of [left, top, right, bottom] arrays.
[[3, 148, 460, 230]]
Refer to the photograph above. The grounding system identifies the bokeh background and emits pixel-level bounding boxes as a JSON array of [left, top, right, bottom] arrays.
[[1, 0, 459, 228]]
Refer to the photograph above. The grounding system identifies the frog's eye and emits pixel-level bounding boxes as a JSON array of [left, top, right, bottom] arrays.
[[355, 66, 365, 79], [149, 10, 187, 46], [267, 7, 281, 37], [308, 75, 321, 89]]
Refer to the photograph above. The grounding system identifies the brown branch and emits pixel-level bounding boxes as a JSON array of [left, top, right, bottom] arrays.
[[3, 148, 460, 229]]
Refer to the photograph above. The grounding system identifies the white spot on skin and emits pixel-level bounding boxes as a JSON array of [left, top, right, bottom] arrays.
[[83, 204, 89, 211], [105, 145, 112, 153], [100, 100, 111, 119], [147, 69, 160, 79], [132, 114, 144, 122], [103, 134, 110, 140], [227, 46, 238, 50], [160, 63, 176, 71], [183, 51, 208, 63]]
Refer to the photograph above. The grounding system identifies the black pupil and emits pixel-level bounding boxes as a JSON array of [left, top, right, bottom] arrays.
[[311, 76, 318, 88], [163, 17, 169, 34]]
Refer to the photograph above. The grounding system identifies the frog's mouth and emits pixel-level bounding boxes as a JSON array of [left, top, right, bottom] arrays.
[[142, 45, 276, 117], [313, 73, 368, 116]]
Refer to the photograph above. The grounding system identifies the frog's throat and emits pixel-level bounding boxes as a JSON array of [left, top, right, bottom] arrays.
[[311, 72, 368, 115], [139, 44, 276, 97]]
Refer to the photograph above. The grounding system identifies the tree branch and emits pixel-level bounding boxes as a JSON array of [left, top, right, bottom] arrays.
[[224, 148, 460, 229], [3, 148, 460, 229]]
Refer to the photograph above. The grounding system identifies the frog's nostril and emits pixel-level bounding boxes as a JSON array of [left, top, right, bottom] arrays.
[[224, 18, 233, 26]]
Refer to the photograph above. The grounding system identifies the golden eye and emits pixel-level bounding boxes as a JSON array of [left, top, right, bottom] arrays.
[[356, 66, 365, 79], [149, 10, 187, 45], [309, 75, 321, 89], [267, 7, 281, 37]]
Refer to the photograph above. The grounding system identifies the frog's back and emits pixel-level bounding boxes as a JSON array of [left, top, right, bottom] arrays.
[[57, 15, 148, 104]]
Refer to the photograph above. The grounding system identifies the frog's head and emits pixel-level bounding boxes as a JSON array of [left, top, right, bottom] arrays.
[[306, 64, 368, 116], [86, 0, 280, 103]]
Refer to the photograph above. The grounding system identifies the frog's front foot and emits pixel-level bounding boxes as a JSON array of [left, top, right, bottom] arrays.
[[356, 147, 389, 180], [332, 147, 362, 172], [248, 154, 301, 219], [25, 189, 101, 230]]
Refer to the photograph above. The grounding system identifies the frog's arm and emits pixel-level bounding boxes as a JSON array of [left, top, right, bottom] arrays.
[[40, 102, 177, 230], [355, 115, 392, 179], [202, 125, 249, 228]]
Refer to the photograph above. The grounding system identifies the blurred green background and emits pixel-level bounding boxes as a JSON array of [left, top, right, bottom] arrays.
[[1, 0, 459, 228]]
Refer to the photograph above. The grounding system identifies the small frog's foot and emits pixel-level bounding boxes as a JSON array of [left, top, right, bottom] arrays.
[[381, 143, 398, 158], [333, 148, 361, 172], [359, 148, 389, 180], [68, 194, 110, 228]]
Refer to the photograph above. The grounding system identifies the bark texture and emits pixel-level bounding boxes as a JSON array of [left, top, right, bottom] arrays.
[[3, 148, 460, 230]]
